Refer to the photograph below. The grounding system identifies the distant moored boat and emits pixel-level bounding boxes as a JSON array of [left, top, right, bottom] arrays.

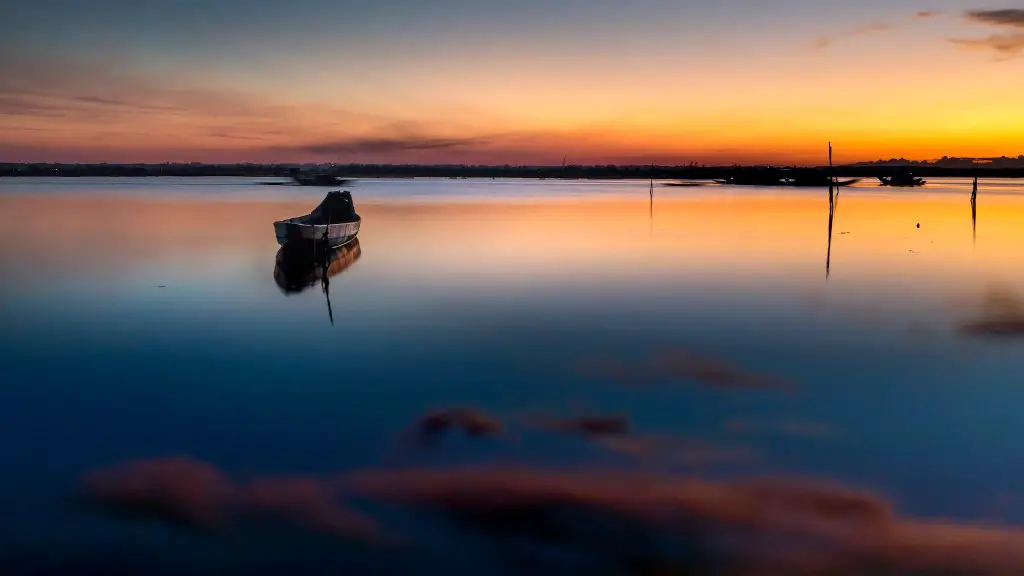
[[293, 174, 351, 187], [878, 174, 926, 187], [273, 191, 361, 247], [716, 168, 860, 187], [662, 181, 705, 187]]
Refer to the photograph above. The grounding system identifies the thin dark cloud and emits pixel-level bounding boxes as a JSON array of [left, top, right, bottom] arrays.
[[69, 94, 180, 112], [811, 21, 892, 50], [295, 136, 491, 155], [0, 51, 382, 147], [204, 131, 272, 142], [950, 33, 1024, 56], [0, 94, 72, 118], [965, 9, 1024, 27], [0, 54, 229, 119], [810, 10, 942, 51], [952, 9, 1024, 58]]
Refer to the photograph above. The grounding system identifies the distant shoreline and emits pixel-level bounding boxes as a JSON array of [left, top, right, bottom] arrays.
[[3, 164, 1024, 179]]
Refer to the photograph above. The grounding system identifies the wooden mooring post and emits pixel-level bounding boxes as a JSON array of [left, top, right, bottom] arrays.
[[971, 175, 978, 245]]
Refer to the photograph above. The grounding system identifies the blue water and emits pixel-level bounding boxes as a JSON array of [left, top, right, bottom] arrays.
[[1, 177, 1024, 574]]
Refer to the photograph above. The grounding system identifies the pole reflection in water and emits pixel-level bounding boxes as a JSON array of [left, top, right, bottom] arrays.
[[649, 189, 654, 238], [826, 182, 837, 280], [273, 238, 362, 325], [971, 176, 978, 247]]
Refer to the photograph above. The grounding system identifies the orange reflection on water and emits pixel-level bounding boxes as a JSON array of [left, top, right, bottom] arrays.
[[1, 187, 1023, 299]]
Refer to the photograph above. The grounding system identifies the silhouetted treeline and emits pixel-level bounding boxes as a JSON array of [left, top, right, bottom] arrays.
[[853, 155, 1024, 169], [3, 163, 1024, 179], [839, 165, 1024, 178], [0, 163, 303, 178]]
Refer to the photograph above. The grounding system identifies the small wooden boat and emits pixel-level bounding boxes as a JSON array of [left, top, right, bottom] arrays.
[[662, 181, 705, 187], [785, 177, 860, 187], [274, 191, 361, 247], [717, 167, 861, 187], [878, 175, 926, 187], [293, 174, 351, 187]]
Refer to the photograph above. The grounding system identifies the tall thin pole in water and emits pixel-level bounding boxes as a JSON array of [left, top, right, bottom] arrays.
[[826, 142, 836, 280], [829, 141, 836, 197], [971, 175, 978, 246]]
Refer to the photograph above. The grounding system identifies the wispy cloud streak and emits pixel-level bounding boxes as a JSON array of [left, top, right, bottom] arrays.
[[965, 9, 1024, 27], [811, 21, 893, 49], [952, 8, 1024, 58]]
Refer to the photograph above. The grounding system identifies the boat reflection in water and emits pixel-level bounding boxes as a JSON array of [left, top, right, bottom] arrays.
[[273, 238, 362, 325]]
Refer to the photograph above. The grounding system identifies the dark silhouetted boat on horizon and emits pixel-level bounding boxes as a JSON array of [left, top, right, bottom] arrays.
[[273, 191, 361, 247], [293, 174, 351, 187], [714, 168, 859, 187], [878, 173, 926, 187], [785, 174, 860, 187]]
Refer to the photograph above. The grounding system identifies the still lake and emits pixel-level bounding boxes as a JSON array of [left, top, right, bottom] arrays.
[[1, 176, 1023, 574]]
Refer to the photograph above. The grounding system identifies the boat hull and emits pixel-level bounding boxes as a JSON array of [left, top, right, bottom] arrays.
[[786, 178, 860, 187], [294, 176, 351, 187], [877, 176, 926, 187], [274, 220, 360, 247], [718, 178, 861, 187]]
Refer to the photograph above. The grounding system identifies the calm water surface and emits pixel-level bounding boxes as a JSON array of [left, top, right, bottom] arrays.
[[1, 177, 1023, 574]]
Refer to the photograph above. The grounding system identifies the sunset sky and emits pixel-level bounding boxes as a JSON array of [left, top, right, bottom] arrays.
[[2, 0, 1023, 165]]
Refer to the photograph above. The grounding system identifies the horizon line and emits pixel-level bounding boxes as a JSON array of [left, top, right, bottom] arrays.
[[4, 158, 1024, 168]]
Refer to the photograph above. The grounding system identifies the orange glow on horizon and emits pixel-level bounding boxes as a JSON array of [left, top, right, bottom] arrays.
[[3, 37, 1023, 165]]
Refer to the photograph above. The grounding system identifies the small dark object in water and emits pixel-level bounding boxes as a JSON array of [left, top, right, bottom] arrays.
[[916, 223, 920, 229]]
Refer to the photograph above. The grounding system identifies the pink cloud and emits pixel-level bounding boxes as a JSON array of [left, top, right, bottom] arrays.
[[80, 457, 380, 542]]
